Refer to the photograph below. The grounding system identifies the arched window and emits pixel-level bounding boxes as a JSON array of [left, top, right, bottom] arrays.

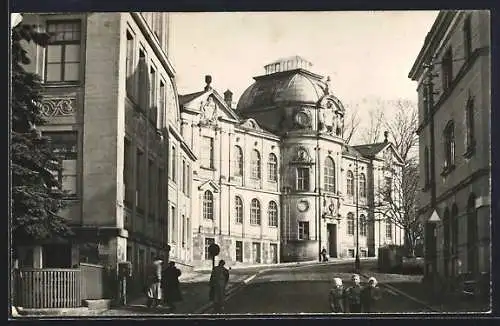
[[268, 153, 278, 182], [360, 214, 367, 236], [467, 194, 478, 275], [347, 213, 354, 235], [235, 196, 243, 224], [268, 201, 278, 227], [251, 150, 261, 179], [324, 157, 335, 192], [234, 145, 243, 176], [250, 199, 261, 225], [443, 208, 451, 277], [203, 190, 213, 220], [359, 173, 367, 198], [444, 121, 455, 169], [346, 171, 354, 196]]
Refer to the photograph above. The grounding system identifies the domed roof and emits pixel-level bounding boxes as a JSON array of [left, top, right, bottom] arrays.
[[237, 56, 328, 113]]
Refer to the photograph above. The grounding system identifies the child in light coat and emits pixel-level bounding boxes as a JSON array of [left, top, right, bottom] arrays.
[[329, 277, 346, 313]]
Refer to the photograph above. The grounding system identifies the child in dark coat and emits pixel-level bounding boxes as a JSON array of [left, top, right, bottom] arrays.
[[361, 277, 382, 313], [329, 277, 346, 313], [345, 274, 363, 313]]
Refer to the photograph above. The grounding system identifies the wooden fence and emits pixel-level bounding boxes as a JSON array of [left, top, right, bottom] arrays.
[[16, 268, 81, 308]]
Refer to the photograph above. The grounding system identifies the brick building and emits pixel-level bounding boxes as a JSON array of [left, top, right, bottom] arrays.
[[408, 10, 491, 281], [16, 12, 195, 293]]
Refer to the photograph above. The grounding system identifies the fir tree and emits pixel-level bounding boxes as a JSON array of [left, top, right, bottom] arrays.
[[11, 22, 73, 250]]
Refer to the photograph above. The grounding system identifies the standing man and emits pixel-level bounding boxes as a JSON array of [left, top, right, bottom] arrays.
[[162, 261, 183, 312], [209, 260, 230, 313], [146, 256, 163, 308]]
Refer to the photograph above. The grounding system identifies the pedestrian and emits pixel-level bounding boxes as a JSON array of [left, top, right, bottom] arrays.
[[361, 276, 382, 313], [162, 261, 183, 312], [146, 256, 163, 308], [329, 277, 346, 313], [345, 274, 363, 313], [209, 259, 230, 313], [321, 248, 328, 262]]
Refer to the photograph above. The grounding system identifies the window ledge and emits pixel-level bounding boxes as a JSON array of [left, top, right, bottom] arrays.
[[43, 81, 82, 88], [268, 225, 278, 228], [200, 166, 216, 171], [441, 164, 456, 177]]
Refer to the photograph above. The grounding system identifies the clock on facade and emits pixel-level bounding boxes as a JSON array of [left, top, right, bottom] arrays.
[[294, 111, 311, 127], [326, 100, 333, 109], [297, 200, 309, 212]]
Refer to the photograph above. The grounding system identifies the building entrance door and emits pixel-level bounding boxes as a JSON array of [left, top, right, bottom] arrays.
[[327, 224, 337, 258]]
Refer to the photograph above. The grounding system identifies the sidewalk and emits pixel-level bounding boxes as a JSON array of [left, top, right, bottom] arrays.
[[100, 270, 255, 315], [387, 281, 490, 313]]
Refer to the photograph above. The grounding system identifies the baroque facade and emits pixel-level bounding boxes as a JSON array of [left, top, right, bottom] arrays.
[[409, 10, 491, 280], [183, 56, 405, 266], [17, 12, 195, 294]]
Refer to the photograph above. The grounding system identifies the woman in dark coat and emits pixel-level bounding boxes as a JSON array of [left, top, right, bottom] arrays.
[[162, 261, 183, 311], [361, 277, 382, 313]]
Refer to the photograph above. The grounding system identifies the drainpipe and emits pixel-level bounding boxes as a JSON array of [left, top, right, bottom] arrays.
[[165, 126, 170, 263]]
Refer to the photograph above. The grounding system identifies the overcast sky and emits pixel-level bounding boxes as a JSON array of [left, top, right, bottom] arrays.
[[170, 11, 438, 108]]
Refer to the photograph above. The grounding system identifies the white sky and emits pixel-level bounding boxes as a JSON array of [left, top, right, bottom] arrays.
[[170, 11, 438, 108]]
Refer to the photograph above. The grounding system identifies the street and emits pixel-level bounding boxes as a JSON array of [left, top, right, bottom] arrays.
[[209, 262, 432, 314]]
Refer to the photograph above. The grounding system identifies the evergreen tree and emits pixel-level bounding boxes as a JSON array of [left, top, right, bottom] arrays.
[[11, 22, 73, 250]]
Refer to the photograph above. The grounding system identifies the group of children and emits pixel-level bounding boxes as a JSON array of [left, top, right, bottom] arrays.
[[329, 274, 382, 313]]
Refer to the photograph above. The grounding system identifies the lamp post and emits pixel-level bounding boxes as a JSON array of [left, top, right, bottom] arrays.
[[355, 155, 361, 273]]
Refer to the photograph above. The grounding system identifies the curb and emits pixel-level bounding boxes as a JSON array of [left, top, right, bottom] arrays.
[[358, 272, 440, 312]]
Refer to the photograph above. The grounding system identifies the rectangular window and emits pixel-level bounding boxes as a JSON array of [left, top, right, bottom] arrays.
[[186, 217, 191, 247], [45, 21, 82, 82], [124, 138, 132, 204], [384, 176, 392, 201], [187, 165, 191, 197], [444, 122, 455, 169], [125, 31, 134, 98], [235, 241, 243, 262], [136, 149, 143, 208], [360, 249, 368, 258], [441, 48, 453, 91], [386, 220, 393, 239], [252, 242, 261, 263], [149, 66, 157, 125], [298, 221, 310, 240], [45, 131, 78, 196], [158, 168, 164, 216], [170, 146, 176, 182], [204, 237, 215, 260], [138, 49, 147, 110], [182, 159, 186, 194], [463, 15, 472, 60], [148, 160, 155, 216], [297, 167, 310, 191], [466, 99, 475, 152], [201, 136, 214, 168], [159, 81, 165, 129], [347, 249, 355, 258], [171, 206, 177, 243], [181, 214, 186, 248]]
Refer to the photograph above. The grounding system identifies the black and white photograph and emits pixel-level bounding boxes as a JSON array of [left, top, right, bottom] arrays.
[[9, 10, 491, 317]]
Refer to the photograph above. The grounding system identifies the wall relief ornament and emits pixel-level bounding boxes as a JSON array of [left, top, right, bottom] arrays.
[[40, 97, 77, 117], [292, 147, 313, 164], [200, 96, 218, 124]]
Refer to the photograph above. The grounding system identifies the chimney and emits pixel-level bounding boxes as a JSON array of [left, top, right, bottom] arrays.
[[384, 131, 389, 143], [204, 75, 212, 91], [224, 89, 233, 108]]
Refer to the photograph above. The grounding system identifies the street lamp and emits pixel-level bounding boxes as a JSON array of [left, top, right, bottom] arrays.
[[355, 154, 361, 273]]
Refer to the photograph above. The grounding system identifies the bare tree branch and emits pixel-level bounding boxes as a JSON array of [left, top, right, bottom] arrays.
[[343, 103, 362, 144]]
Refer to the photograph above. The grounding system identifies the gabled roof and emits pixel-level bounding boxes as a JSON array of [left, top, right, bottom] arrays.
[[198, 179, 220, 193], [178, 88, 240, 121], [353, 142, 389, 157], [237, 118, 278, 137], [178, 91, 206, 106], [341, 145, 365, 158]]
